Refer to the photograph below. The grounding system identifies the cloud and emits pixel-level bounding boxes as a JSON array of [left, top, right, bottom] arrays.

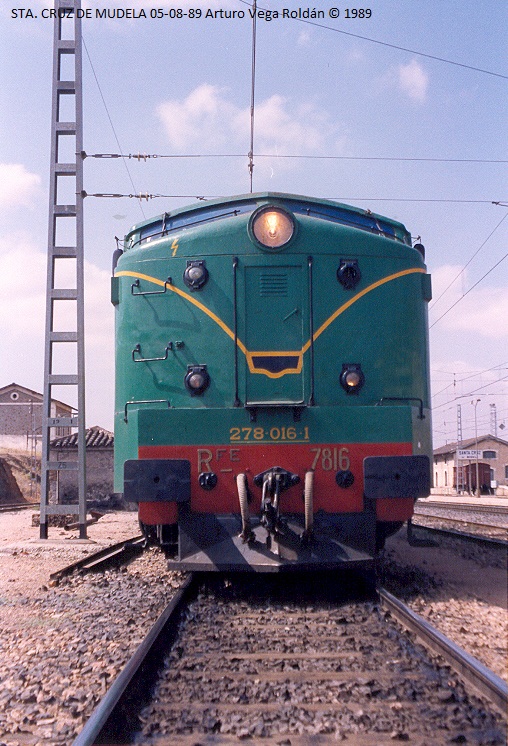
[[430, 264, 508, 339], [156, 84, 343, 155], [156, 84, 236, 150], [397, 59, 429, 103], [0, 164, 41, 210], [0, 233, 114, 428]]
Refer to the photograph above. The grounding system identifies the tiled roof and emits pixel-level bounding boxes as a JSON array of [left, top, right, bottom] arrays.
[[50, 426, 114, 449], [434, 434, 508, 456]]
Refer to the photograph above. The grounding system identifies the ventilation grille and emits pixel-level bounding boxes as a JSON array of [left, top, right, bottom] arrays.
[[259, 273, 288, 296]]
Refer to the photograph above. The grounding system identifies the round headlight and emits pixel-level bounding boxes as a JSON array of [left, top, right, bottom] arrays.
[[189, 372, 206, 389], [184, 260, 208, 291], [340, 364, 365, 394], [251, 207, 295, 249], [184, 365, 210, 396]]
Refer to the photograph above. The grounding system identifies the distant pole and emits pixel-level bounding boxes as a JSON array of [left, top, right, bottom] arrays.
[[248, 0, 257, 192], [490, 403, 497, 437], [472, 399, 481, 498]]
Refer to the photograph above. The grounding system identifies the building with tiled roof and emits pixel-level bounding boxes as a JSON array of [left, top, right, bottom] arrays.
[[49, 426, 115, 505], [433, 434, 508, 495], [0, 382, 73, 452]]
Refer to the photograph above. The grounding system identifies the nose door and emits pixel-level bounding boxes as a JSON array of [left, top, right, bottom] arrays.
[[242, 263, 306, 405]]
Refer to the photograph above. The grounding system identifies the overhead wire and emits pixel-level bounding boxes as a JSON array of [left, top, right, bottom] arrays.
[[83, 192, 505, 205], [236, 0, 508, 80], [430, 249, 508, 329], [431, 363, 508, 399], [430, 212, 508, 310], [81, 37, 146, 219], [433, 374, 508, 411], [82, 152, 508, 164]]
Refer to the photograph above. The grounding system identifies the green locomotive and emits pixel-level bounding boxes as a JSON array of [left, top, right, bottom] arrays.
[[112, 193, 432, 571]]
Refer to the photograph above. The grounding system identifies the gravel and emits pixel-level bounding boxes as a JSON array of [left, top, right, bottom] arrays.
[[0, 511, 185, 745], [382, 529, 507, 680]]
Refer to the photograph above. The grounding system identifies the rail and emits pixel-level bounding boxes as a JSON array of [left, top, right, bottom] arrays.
[[50, 535, 145, 582], [73, 574, 198, 746], [379, 588, 508, 714], [417, 501, 508, 517], [411, 520, 508, 548], [0, 502, 39, 513]]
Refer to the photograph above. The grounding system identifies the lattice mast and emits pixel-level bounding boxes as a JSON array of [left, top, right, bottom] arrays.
[[40, 0, 86, 538]]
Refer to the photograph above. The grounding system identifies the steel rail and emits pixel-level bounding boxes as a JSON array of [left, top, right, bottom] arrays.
[[49, 535, 145, 582], [73, 573, 198, 746], [0, 502, 39, 513], [379, 588, 508, 714], [417, 501, 508, 516], [411, 521, 508, 548], [414, 513, 508, 531]]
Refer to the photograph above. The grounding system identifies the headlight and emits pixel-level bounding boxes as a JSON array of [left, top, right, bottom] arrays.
[[250, 206, 295, 249], [340, 363, 364, 394], [184, 365, 210, 396], [184, 260, 208, 290]]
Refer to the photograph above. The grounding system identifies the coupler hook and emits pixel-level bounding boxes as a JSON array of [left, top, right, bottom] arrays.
[[260, 472, 280, 534]]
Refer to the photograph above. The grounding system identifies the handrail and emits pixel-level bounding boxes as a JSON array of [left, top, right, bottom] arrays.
[[131, 276, 172, 296], [123, 399, 171, 422], [132, 342, 173, 363]]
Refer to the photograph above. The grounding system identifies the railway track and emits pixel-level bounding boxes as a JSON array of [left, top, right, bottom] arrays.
[[49, 535, 145, 583], [74, 574, 507, 746], [416, 501, 508, 517], [0, 501, 39, 513], [413, 501, 508, 545], [409, 520, 508, 549]]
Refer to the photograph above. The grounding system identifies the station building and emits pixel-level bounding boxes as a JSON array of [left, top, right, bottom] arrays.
[[0, 382, 73, 452], [433, 434, 508, 496]]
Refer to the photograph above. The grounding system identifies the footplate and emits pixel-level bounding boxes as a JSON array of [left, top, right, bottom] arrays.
[[168, 510, 377, 572]]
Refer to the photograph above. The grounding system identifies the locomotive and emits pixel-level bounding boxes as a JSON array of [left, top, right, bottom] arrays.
[[112, 192, 432, 571]]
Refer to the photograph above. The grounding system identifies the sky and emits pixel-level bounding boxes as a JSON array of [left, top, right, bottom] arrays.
[[0, 0, 506, 447]]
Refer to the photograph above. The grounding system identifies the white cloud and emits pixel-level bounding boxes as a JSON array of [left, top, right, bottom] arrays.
[[0, 233, 114, 428], [397, 59, 429, 103], [430, 264, 508, 339], [156, 85, 343, 155], [156, 84, 236, 150], [297, 30, 311, 47], [0, 164, 41, 210]]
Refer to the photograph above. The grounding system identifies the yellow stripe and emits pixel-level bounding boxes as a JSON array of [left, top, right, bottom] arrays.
[[302, 267, 425, 353], [116, 266, 425, 374], [116, 270, 248, 355]]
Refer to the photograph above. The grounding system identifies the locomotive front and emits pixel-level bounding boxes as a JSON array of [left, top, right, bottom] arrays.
[[112, 193, 432, 571]]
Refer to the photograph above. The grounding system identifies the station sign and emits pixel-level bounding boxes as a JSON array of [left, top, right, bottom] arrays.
[[457, 449, 481, 460]]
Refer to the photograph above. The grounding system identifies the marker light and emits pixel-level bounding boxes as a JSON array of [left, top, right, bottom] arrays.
[[337, 260, 361, 290], [251, 206, 295, 249], [184, 260, 209, 290], [340, 363, 365, 394], [184, 365, 210, 396]]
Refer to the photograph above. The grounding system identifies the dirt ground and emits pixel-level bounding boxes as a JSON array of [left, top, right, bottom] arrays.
[[0, 510, 139, 599], [385, 530, 507, 610]]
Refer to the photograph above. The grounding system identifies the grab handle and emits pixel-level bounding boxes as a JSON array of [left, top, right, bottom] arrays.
[[131, 277, 172, 296], [132, 342, 173, 362]]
